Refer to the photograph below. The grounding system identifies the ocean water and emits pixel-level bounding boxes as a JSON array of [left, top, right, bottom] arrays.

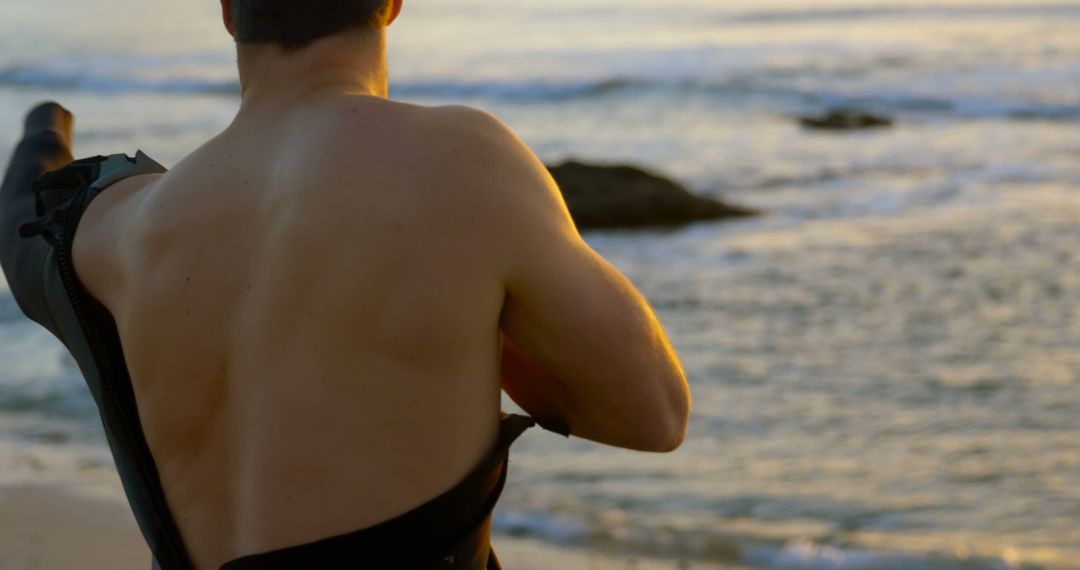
[[1, 0, 1078, 568]]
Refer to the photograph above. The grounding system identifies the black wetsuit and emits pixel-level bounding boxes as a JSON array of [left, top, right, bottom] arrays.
[[1, 102, 566, 569]]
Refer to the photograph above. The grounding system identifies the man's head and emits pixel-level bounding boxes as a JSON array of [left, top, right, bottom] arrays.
[[221, 0, 403, 53]]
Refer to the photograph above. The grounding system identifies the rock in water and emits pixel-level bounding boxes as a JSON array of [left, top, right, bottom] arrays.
[[799, 109, 894, 130], [547, 161, 758, 230]]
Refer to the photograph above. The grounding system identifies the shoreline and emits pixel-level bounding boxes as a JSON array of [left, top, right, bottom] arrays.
[[0, 483, 735, 570]]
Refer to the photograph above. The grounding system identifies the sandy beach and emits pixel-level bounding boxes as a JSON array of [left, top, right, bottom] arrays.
[[0, 484, 735, 570], [0, 485, 149, 570]]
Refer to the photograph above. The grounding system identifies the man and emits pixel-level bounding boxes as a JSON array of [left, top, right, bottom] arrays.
[[0, 0, 690, 568]]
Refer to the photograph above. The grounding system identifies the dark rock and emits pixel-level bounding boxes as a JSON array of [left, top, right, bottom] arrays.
[[547, 161, 758, 230], [799, 108, 894, 130]]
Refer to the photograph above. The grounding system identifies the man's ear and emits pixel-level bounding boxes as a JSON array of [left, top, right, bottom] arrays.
[[387, 0, 404, 26], [220, 0, 236, 37]]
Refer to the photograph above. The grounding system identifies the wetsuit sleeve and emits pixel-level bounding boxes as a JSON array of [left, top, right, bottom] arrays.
[[0, 102, 75, 331]]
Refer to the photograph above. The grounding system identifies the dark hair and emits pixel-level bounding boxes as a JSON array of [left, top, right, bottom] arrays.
[[231, 0, 391, 52]]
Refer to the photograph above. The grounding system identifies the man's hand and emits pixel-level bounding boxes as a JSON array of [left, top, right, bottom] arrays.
[[500, 334, 577, 433], [1, 102, 76, 327], [23, 102, 75, 146]]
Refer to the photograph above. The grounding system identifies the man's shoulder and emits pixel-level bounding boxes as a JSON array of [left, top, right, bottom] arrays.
[[341, 98, 568, 245], [387, 102, 523, 163], [421, 103, 512, 141], [413, 103, 552, 188], [399, 102, 573, 243], [338, 99, 548, 194], [333, 98, 510, 143]]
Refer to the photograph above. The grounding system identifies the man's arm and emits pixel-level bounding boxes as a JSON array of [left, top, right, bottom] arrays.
[[0, 102, 75, 327], [448, 107, 691, 452]]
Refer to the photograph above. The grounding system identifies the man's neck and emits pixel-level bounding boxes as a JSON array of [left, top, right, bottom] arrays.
[[235, 30, 389, 116]]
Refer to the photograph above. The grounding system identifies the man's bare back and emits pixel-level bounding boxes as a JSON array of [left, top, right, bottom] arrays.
[[72, 96, 523, 566], [26, 5, 691, 569]]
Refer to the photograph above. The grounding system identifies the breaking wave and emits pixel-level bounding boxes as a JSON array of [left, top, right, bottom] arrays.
[[1, 64, 1077, 121]]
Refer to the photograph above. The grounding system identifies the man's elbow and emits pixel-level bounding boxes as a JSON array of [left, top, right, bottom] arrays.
[[637, 428, 683, 454], [637, 385, 691, 453]]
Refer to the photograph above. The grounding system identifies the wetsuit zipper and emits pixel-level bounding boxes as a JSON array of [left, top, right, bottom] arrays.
[[55, 198, 191, 569]]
